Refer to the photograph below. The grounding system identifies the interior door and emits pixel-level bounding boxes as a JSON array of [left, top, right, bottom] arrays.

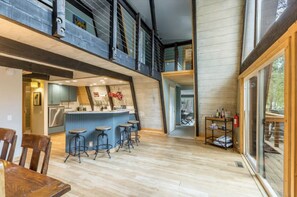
[[169, 86, 176, 132]]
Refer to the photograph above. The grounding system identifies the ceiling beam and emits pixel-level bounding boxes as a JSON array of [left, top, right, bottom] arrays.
[[23, 73, 50, 81], [149, 0, 157, 33], [0, 36, 131, 81], [164, 40, 192, 48], [0, 55, 73, 78]]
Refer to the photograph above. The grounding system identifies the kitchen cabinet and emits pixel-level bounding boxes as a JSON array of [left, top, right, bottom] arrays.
[[60, 85, 69, 102], [48, 84, 61, 105], [69, 86, 77, 101], [48, 84, 77, 104]]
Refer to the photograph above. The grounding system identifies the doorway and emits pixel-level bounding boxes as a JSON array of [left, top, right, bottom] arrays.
[[162, 70, 196, 139]]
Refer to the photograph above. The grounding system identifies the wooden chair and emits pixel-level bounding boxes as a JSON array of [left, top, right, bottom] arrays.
[[0, 128, 17, 162], [0, 160, 5, 197], [19, 134, 52, 175]]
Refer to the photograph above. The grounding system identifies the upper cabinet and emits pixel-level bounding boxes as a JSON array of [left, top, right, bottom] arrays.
[[48, 84, 77, 105], [69, 86, 77, 102]]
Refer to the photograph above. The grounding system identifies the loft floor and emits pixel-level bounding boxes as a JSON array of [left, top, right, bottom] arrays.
[[47, 131, 264, 197]]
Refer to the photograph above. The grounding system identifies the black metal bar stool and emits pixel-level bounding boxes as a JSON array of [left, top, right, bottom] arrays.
[[128, 120, 140, 146], [117, 123, 133, 153], [94, 126, 112, 160], [64, 128, 89, 163]]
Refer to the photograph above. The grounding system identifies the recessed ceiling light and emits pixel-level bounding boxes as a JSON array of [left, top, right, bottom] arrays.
[[72, 80, 77, 82], [90, 84, 93, 87], [93, 83, 97, 85], [104, 78, 107, 80], [119, 81, 123, 83], [65, 81, 70, 83], [100, 79, 104, 82]]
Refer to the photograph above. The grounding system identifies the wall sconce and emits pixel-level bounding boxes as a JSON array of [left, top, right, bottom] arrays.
[[31, 81, 40, 88]]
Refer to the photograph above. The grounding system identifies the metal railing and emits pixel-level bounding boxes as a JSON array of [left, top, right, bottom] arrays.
[[163, 44, 193, 72], [50, 0, 165, 78], [154, 38, 164, 72], [116, 3, 136, 58]]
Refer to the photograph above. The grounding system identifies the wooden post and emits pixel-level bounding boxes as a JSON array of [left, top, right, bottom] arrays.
[[106, 85, 114, 110], [110, 0, 118, 60], [85, 86, 94, 111], [129, 79, 141, 129], [135, 13, 141, 71], [53, 0, 65, 38], [274, 122, 280, 147], [159, 80, 167, 134]]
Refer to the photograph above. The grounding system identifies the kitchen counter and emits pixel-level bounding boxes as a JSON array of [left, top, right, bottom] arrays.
[[64, 110, 133, 153], [65, 110, 130, 114]]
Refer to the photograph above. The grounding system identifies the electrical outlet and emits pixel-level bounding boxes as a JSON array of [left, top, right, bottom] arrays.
[[89, 141, 93, 147]]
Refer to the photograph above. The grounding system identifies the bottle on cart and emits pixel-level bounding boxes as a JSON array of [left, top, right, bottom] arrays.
[[221, 108, 225, 118], [216, 109, 219, 118]]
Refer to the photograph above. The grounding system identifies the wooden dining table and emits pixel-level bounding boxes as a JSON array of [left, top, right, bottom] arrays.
[[1, 159, 71, 197]]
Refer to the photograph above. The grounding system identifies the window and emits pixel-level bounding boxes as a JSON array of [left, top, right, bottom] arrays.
[[242, 0, 290, 62], [257, 0, 288, 43]]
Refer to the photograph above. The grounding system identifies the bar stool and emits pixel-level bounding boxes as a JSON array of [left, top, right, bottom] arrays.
[[64, 128, 89, 163], [94, 126, 112, 160], [117, 123, 133, 153], [128, 120, 140, 146]]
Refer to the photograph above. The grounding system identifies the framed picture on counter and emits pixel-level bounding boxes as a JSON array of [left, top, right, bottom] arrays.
[[33, 92, 41, 106]]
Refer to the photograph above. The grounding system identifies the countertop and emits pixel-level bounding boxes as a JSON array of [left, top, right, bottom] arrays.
[[65, 110, 130, 114]]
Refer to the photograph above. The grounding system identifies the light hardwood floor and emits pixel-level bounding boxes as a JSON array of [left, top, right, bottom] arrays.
[[47, 130, 264, 197]]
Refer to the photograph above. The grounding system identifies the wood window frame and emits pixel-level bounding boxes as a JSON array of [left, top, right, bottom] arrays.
[[239, 22, 297, 197]]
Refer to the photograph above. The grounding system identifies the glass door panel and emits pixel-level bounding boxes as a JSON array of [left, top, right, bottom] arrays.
[[244, 55, 285, 197], [258, 56, 284, 197], [246, 76, 258, 164]]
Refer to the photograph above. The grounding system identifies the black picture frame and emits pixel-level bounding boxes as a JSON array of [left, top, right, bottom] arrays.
[[33, 92, 41, 106]]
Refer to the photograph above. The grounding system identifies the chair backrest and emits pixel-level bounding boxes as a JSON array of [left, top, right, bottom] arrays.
[[19, 134, 51, 175], [0, 128, 17, 162], [0, 160, 5, 197]]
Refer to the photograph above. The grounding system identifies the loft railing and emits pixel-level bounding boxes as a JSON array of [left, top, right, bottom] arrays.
[[50, 0, 164, 79], [163, 41, 193, 72]]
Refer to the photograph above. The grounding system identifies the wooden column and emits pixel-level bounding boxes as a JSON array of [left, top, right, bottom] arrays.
[[109, 0, 118, 60], [85, 86, 94, 111], [106, 85, 114, 110], [129, 80, 141, 129], [159, 80, 167, 134], [192, 0, 199, 136]]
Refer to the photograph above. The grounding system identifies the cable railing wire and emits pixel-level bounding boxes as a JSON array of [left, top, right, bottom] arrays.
[[64, 0, 164, 70]]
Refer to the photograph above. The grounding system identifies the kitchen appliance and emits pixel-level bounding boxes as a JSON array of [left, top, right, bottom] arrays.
[[48, 106, 65, 128]]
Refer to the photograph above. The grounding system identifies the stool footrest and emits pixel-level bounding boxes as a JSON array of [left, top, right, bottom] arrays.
[[94, 144, 113, 150]]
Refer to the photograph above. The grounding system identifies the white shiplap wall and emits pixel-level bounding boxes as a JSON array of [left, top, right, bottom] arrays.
[[133, 76, 164, 131], [196, 0, 244, 135]]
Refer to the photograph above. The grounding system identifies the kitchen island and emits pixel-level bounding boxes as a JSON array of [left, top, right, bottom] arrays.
[[64, 111, 131, 153]]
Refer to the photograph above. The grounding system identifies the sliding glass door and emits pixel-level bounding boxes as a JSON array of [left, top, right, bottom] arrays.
[[244, 55, 285, 197], [245, 75, 258, 167]]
